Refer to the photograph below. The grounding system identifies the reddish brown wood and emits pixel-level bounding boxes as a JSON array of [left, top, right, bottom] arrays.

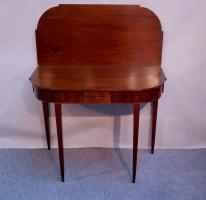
[[83, 92, 111, 103], [30, 4, 166, 182], [42, 102, 51, 149], [54, 103, 64, 182], [36, 5, 163, 66], [30, 66, 165, 92], [151, 100, 159, 154], [133, 103, 140, 183], [33, 85, 163, 104]]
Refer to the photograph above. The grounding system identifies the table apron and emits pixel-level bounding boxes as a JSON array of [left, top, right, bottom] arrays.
[[33, 86, 163, 104]]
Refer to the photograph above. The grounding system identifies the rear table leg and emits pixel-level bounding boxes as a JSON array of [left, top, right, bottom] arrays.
[[151, 100, 158, 154]]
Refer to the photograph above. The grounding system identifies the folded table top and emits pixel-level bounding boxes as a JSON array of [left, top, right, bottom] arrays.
[[31, 4, 166, 92], [30, 65, 166, 92]]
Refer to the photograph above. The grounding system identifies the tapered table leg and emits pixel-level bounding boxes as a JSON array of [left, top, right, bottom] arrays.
[[55, 103, 65, 182], [132, 103, 140, 183], [151, 100, 158, 154], [42, 102, 51, 150]]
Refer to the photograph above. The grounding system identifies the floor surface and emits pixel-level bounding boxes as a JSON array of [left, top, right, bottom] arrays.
[[0, 148, 206, 200]]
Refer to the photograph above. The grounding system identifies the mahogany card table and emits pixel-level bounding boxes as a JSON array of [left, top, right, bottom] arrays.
[[30, 4, 166, 182]]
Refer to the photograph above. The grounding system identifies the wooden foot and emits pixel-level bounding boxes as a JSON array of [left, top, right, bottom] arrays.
[[151, 100, 158, 154], [55, 103, 65, 182], [132, 103, 140, 183], [42, 102, 51, 150]]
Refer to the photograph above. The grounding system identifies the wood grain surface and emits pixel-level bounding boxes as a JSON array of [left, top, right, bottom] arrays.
[[30, 4, 166, 182]]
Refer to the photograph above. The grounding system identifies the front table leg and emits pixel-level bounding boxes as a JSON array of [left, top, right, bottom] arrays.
[[54, 103, 65, 182], [42, 102, 51, 150], [151, 100, 158, 154], [132, 103, 140, 183]]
